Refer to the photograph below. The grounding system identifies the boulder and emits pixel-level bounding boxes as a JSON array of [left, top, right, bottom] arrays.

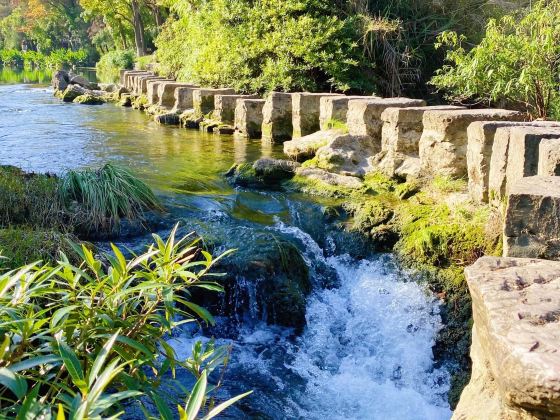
[[377, 105, 463, 178], [226, 158, 300, 188], [319, 95, 378, 131], [180, 109, 203, 129], [172, 86, 199, 113], [155, 113, 180, 125], [419, 109, 525, 178], [69, 74, 99, 90], [214, 94, 258, 125], [313, 134, 377, 177], [454, 256, 560, 419], [538, 138, 560, 176], [503, 176, 560, 259], [295, 167, 364, 189], [159, 82, 199, 109], [468, 121, 560, 203], [192, 88, 236, 117], [118, 94, 132, 107], [234, 99, 266, 139], [59, 84, 88, 102], [347, 98, 426, 140], [99, 83, 118, 93], [52, 70, 69, 91], [283, 129, 342, 162], [262, 92, 294, 143], [505, 126, 560, 194], [292, 92, 342, 138]]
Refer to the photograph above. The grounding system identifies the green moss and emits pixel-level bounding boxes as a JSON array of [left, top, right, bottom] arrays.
[[73, 94, 106, 105], [286, 174, 355, 198], [323, 118, 348, 133], [362, 171, 396, 193], [345, 199, 393, 234], [394, 180, 420, 199], [131, 94, 148, 110], [431, 175, 467, 194]]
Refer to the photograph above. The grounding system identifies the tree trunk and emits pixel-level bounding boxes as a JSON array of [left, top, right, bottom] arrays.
[[131, 0, 147, 56]]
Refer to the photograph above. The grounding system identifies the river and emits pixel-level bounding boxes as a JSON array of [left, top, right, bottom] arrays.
[[0, 80, 452, 419]]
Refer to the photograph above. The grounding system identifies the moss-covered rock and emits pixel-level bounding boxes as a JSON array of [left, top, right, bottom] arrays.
[[73, 94, 106, 105], [131, 94, 148, 110], [225, 159, 300, 188]]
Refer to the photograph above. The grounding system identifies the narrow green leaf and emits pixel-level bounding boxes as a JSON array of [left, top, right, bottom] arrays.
[[203, 391, 253, 419], [185, 370, 207, 420], [0, 367, 28, 399]]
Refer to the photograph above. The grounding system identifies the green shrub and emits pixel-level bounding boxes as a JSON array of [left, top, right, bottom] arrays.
[[96, 50, 135, 83], [0, 49, 88, 70], [0, 226, 248, 418], [431, 0, 560, 119]]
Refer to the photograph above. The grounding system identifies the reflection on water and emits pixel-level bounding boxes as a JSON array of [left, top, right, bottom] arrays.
[[0, 67, 53, 84]]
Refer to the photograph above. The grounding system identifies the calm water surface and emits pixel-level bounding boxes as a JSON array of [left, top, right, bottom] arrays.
[[0, 82, 452, 420]]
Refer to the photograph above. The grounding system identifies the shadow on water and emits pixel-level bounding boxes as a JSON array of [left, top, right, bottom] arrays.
[[0, 80, 452, 419]]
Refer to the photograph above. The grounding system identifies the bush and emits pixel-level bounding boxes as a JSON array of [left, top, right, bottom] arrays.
[[0, 226, 248, 418], [96, 50, 135, 83], [431, 0, 560, 120], [0, 48, 88, 69]]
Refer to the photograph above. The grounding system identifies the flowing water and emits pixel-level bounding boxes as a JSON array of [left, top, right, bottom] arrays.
[[0, 79, 452, 419]]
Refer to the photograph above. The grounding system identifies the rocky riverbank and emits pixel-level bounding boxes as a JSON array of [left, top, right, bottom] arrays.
[[52, 68, 560, 415]]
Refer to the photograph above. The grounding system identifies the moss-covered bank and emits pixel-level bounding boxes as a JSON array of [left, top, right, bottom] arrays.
[[285, 171, 502, 408]]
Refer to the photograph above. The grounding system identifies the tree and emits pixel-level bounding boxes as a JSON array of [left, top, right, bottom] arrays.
[[431, 0, 560, 120]]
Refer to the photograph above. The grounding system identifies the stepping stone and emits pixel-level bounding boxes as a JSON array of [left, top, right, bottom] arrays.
[[262, 92, 294, 143], [214, 94, 258, 125], [538, 138, 560, 176], [172, 86, 200, 113], [159, 82, 199, 109], [468, 121, 560, 203], [292, 93, 342, 138], [377, 105, 461, 178], [419, 109, 524, 178], [504, 176, 560, 259], [319, 95, 377, 131], [234, 99, 266, 139], [192, 88, 236, 117]]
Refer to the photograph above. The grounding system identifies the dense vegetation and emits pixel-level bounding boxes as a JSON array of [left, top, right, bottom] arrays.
[[0, 226, 248, 418], [431, 0, 560, 119]]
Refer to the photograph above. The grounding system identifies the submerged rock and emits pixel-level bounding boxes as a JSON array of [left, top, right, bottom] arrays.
[[73, 94, 105, 105], [225, 158, 300, 188]]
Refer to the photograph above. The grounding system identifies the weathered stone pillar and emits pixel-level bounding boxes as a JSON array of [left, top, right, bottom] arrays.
[[292, 93, 342, 138], [319, 95, 377, 131], [262, 92, 294, 143], [454, 256, 560, 419], [122, 70, 146, 89], [503, 176, 560, 259], [138, 76, 167, 95], [378, 105, 462, 178], [234, 99, 266, 139], [172, 86, 200, 113], [129, 72, 152, 93], [419, 109, 524, 178], [158, 82, 199, 109], [192, 88, 236, 117], [505, 126, 560, 194], [468, 121, 560, 203], [538, 138, 560, 176], [214, 94, 258, 125]]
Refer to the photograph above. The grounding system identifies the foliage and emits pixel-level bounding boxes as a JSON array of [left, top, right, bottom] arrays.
[[0, 48, 88, 69], [0, 225, 248, 418], [96, 49, 135, 82], [431, 0, 560, 119], [59, 163, 161, 234]]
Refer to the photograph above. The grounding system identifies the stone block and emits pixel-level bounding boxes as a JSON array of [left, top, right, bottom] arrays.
[[538, 138, 560, 176], [454, 256, 560, 419], [347, 98, 426, 140], [234, 99, 266, 139], [122, 71, 147, 90], [159, 82, 199, 109], [505, 126, 560, 194], [377, 105, 462, 178], [214, 94, 258, 125], [319, 95, 377, 131], [147, 80, 164, 105], [192, 88, 236, 117], [138, 76, 167, 95], [292, 93, 342, 138], [129, 72, 152, 92], [283, 129, 341, 162], [469, 121, 560, 203], [504, 176, 560, 259], [419, 109, 524, 178], [262, 92, 294, 143], [172, 86, 200, 113]]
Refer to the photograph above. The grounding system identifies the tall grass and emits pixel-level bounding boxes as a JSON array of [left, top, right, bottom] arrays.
[[59, 163, 162, 234], [0, 225, 248, 418]]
